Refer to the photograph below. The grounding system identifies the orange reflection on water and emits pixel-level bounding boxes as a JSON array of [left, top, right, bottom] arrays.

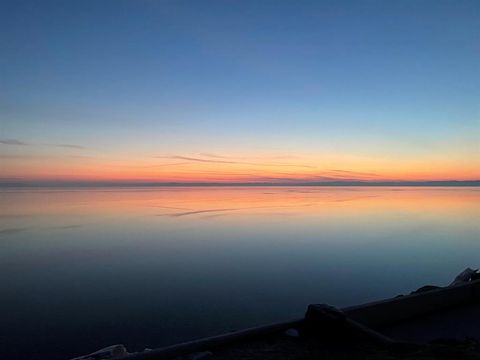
[[2, 187, 479, 225]]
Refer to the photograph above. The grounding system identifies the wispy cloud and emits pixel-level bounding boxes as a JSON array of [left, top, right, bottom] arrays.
[[0, 227, 29, 236], [329, 169, 380, 177], [0, 138, 86, 150], [0, 154, 30, 159], [1, 153, 91, 160], [156, 155, 316, 168], [54, 224, 84, 230], [160, 155, 236, 164], [0, 138, 28, 146], [200, 153, 299, 160], [67, 155, 95, 159], [52, 144, 86, 149], [199, 153, 229, 159]]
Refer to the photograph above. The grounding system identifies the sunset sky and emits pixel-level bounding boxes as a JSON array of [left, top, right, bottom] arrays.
[[1, 0, 479, 183]]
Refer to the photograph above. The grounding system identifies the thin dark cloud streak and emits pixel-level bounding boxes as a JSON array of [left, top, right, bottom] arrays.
[[156, 155, 316, 168], [0, 154, 30, 159], [67, 155, 95, 159], [200, 153, 300, 160], [199, 153, 229, 159], [0, 138, 86, 149], [0, 139, 28, 146], [106, 162, 190, 169], [52, 144, 86, 149], [1, 154, 90, 160], [0, 227, 29, 235], [169, 155, 240, 164], [329, 169, 380, 177], [246, 174, 367, 182], [332, 195, 378, 202], [53, 224, 84, 230]]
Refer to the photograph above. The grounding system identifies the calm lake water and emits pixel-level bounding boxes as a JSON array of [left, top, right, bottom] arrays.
[[1, 186, 479, 359]]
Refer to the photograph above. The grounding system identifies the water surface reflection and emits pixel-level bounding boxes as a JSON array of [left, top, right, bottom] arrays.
[[0, 187, 479, 359]]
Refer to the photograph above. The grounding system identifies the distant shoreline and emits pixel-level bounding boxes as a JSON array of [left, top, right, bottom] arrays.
[[0, 180, 479, 188]]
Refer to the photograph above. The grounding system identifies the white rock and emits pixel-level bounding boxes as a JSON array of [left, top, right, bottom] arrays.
[[449, 267, 478, 286]]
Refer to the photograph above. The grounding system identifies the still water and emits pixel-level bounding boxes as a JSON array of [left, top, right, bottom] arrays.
[[1, 187, 479, 359]]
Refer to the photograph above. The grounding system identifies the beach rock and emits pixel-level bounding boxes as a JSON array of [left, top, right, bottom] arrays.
[[449, 267, 478, 286], [305, 304, 346, 324], [304, 304, 348, 339], [472, 272, 480, 281]]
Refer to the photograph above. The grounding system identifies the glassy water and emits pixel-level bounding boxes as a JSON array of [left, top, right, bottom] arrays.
[[1, 187, 479, 359]]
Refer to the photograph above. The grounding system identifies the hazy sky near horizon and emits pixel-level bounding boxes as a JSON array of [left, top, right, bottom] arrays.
[[1, 0, 479, 182]]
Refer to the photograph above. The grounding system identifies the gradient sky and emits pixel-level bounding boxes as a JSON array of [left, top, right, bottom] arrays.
[[1, 0, 479, 183]]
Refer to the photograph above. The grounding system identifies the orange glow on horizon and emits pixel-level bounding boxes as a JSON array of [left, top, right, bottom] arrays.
[[1, 151, 479, 183]]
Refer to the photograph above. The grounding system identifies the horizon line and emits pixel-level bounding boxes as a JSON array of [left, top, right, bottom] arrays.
[[0, 180, 479, 188]]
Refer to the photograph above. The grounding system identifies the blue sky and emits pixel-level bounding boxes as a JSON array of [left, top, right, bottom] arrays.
[[1, 0, 479, 182]]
